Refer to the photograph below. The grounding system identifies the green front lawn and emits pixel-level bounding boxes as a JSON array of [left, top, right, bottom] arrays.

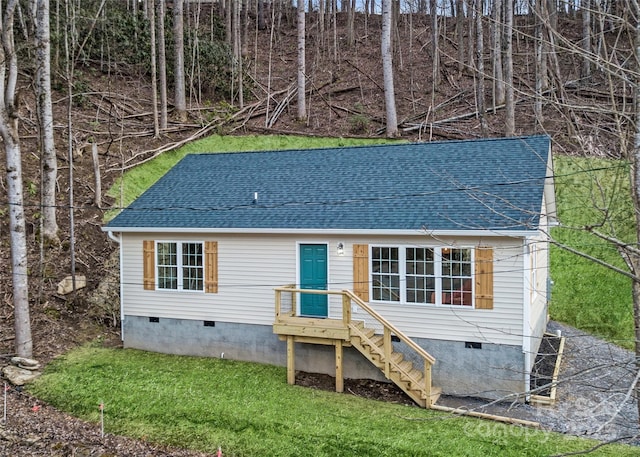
[[29, 346, 637, 457]]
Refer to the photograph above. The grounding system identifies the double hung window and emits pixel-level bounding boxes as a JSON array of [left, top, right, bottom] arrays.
[[156, 242, 204, 291], [371, 246, 472, 306]]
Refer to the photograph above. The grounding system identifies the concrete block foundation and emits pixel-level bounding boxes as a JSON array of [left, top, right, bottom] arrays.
[[123, 315, 525, 400]]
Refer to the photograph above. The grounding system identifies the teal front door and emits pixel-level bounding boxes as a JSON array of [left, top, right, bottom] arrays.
[[299, 244, 328, 317]]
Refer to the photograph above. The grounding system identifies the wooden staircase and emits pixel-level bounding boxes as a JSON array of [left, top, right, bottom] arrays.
[[273, 287, 441, 408], [348, 320, 441, 408]]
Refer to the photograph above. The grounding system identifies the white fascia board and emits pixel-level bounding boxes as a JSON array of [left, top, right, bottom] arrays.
[[102, 226, 537, 238]]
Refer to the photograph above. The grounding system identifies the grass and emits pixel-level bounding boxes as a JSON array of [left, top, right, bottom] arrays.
[[550, 156, 636, 348], [29, 345, 638, 457], [105, 135, 397, 221]]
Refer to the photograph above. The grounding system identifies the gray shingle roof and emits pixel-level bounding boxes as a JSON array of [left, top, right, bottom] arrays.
[[106, 135, 552, 233]]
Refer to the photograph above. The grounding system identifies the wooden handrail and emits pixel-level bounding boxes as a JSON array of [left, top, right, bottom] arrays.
[[274, 286, 435, 366], [343, 290, 436, 365], [274, 286, 437, 407]]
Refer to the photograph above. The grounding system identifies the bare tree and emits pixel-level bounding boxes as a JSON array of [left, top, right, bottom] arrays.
[[149, 0, 159, 137], [581, 0, 591, 79], [1, 0, 32, 358], [431, 0, 440, 86], [33, 0, 58, 243], [491, 0, 504, 106], [297, 0, 306, 121], [503, 0, 514, 135], [173, 0, 187, 122], [455, 0, 465, 75], [476, 0, 488, 135], [381, 0, 397, 137], [157, 0, 168, 129]]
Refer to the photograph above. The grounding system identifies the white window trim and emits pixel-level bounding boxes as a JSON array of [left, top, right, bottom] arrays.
[[370, 245, 475, 308], [155, 240, 205, 293], [530, 242, 539, 302]]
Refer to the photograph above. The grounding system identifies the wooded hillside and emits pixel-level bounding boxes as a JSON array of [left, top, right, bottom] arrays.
[[0, 0, 635, 363]]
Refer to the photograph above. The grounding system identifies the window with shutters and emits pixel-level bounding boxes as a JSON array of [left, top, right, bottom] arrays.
[[157, 242, 204, 291], [371, 246, 473, 306], [144, 240, 217, 293]]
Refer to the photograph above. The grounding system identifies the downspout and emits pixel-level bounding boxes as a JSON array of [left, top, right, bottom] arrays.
[[107, 231, 125, 341], [522, 240, 532, 402]]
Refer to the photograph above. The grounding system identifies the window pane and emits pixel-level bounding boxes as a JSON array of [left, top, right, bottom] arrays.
[[182, 243, 204, 291], [157, 243, 178, 290], [158, 266, 177, 290], [442, 248, 472, 306], [157, 242, 177, 267], [406, 248, 434, 304], [371, 247, 400, 302]]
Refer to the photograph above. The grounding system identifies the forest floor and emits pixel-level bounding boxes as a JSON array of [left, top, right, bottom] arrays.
[[0, 6, 636, 455]]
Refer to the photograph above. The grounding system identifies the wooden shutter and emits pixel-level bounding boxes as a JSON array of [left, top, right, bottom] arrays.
[[353, 244, 369, 301], [204, 241, 218, 293], [143, 240, 155, 290], [474, 247, 494, 309]]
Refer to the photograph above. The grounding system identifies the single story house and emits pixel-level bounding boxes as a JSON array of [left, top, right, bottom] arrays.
[[103, 135, 556, 403]]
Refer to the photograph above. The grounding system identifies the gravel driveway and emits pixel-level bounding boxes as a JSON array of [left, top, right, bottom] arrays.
[[436, 321, 639, 445]]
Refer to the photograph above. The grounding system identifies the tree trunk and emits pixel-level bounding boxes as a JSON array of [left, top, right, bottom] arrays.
[[1, 0, 32, 358], [34, 0, 58, 243], [91, 143, 101, 208], [242, 0, 249, 57], [381, 0, 397, 137], [431, 0, 440, 86], [492, 0, 504, 106], [347, 0, 354, 47], [173, 0, 187, 122], [631, 5, 640, 425], [157, 0, 168, 129], [475, 0, 487, 136], [581, 0, 591, 79], [456, 0, 464, 74], [534, 0, 544, 125], [149, 0, 159, 137], [297, 0, 306, 121], [257, 0, 266, 30], [225, 0, 232, 45], [503, 0, 515, 136]]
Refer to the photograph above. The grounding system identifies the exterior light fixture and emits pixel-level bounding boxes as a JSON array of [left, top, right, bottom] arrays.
[[337, 242, 345, 256]]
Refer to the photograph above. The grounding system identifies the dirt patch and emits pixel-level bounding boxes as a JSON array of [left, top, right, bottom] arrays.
[[0, 386, 212, 457], [295, 371, 417, 406]]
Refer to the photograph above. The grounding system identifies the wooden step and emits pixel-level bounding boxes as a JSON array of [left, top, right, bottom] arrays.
[[366, 334, 383, 348], [397, 360, 413, 373], [362, 328, 375, 339], [390, 352, 403, 364], [407, 368, 423, 382]]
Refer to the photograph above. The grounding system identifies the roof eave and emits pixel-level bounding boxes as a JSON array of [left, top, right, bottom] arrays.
[[102, 226, 539, 238]]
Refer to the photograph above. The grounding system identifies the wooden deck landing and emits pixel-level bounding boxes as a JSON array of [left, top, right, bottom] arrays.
[[273, 286, 439, 408]]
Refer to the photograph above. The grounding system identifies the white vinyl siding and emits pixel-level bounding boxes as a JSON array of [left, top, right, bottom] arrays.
[[120, 233, 527, 346]]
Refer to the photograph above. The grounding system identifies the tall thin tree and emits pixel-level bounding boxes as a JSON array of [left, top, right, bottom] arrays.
[[149, 0, 159, 137], [431, 0, 440, 86], [297, 0, 306, 121], [491, 0, 504, 107], [503, 0, 515, 135], [1, 0, 32, 358], [173, 0, 187, 122], [476, 0, 488, 136], [381, 0, 398, 137], [157, 0, 168, 129], [34, 0, 58, 242]]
